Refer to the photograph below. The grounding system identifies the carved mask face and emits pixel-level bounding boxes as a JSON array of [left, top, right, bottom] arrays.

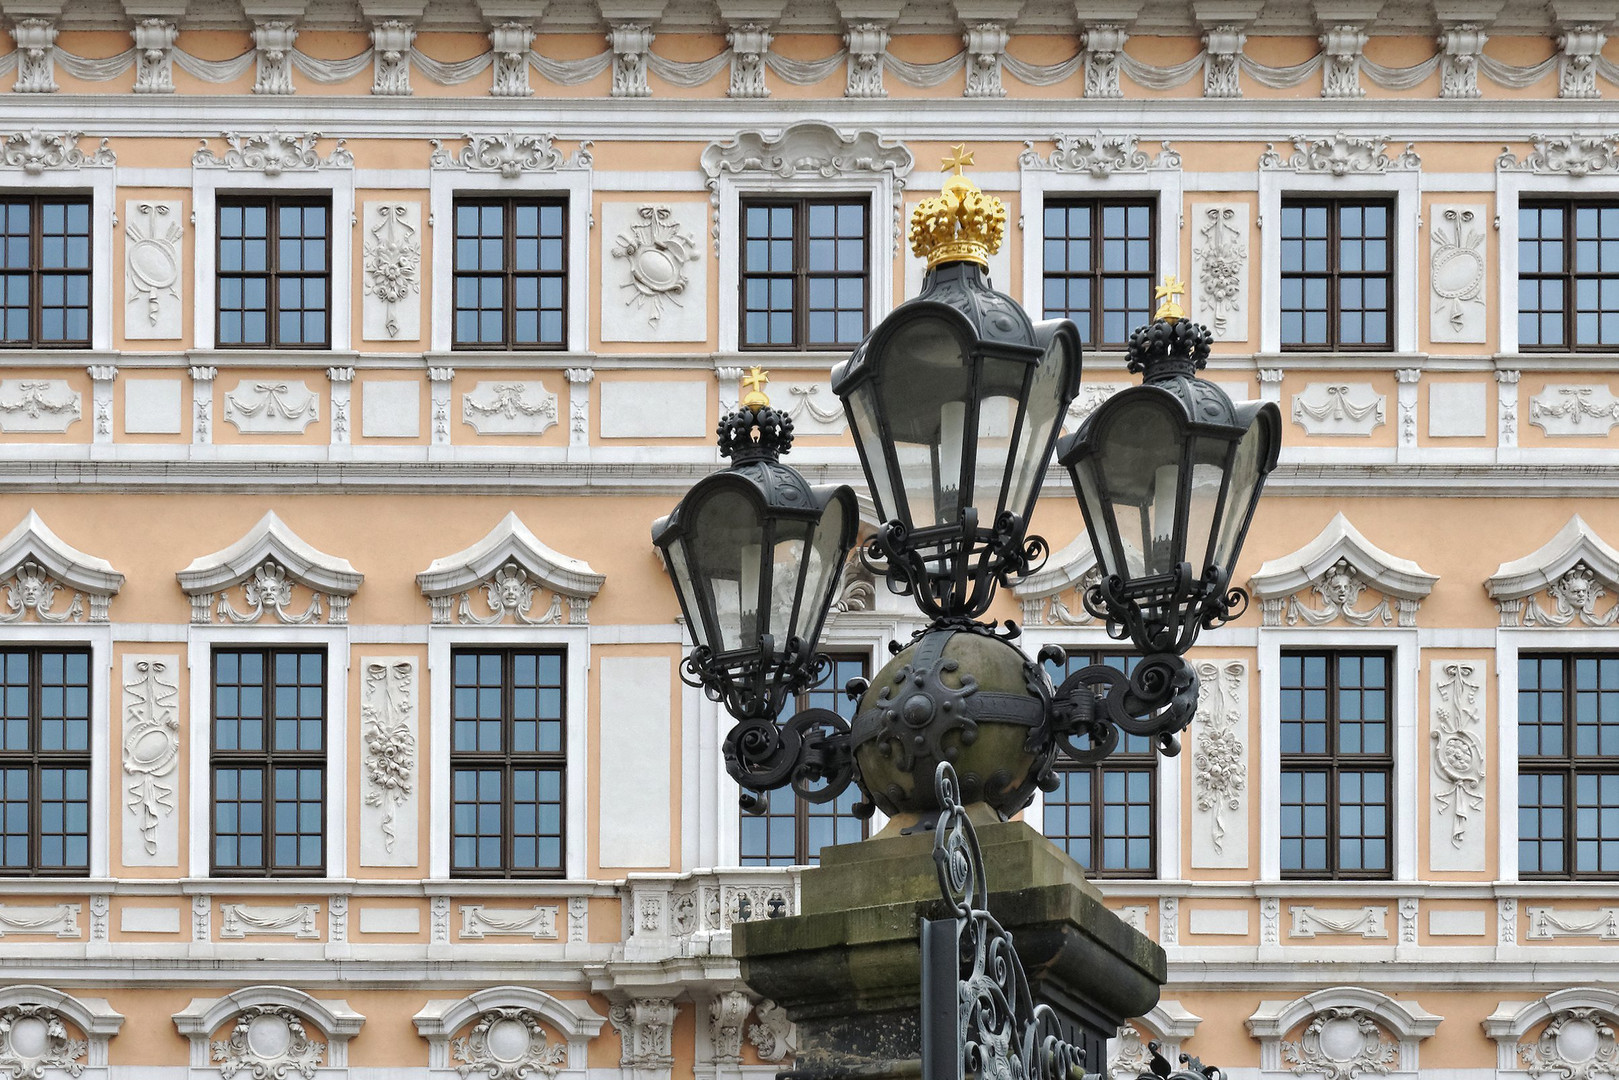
[[1323, 563, 1357, 606]]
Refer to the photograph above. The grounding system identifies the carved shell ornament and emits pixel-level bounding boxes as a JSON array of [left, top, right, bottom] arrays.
[[0, 1006, 89, 1080]]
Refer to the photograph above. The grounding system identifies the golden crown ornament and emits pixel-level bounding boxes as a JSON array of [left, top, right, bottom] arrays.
[[909, 144, 1008, 270]]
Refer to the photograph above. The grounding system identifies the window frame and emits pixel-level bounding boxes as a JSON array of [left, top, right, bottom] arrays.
[[0, 645, 93, 877], [0, 194, 94, 350], [448, 645, 569, 880], [449, 195, 570, 353], [1277, 648, 1395, 881], [738, 196, 871, 352], [213, 194, 334, 351], [1259, 169, 1417, 354], [1039, 648, 1159, 879], [1516, 651, 1619, 880], [1517, 198, 1619, 353], [207, 645, 329, 878], [1038, 196, 1159, 351], [1277, 196, 1396, 354], [738, 652, 871, 867]]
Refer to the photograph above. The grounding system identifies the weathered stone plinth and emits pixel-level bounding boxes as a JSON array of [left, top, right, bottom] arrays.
[[733, 816, 1166, 1079]]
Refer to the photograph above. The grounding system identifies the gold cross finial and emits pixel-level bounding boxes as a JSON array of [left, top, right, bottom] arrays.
[[740, 366, 771, 409], [941, 144, 974, 176], [1154, 274, 1187, 322]]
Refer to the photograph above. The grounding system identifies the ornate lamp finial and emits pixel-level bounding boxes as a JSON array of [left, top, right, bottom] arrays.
[[741, 365, 771, 409], [908, 144, 1007, 271], [1154, 275, 1187, 323]]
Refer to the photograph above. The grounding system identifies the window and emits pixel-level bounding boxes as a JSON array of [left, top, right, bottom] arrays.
[[740, 198, 868, 349], [1041, 199, 1156, 349], [1519, 202, 1619, 351], [1519, 654, 1619, 878], [453, 198, 567, 349], [211, 648, 326, 876], [451, 648, 566, 877], [1280, 651, 1391, 878], [1040, 650, 1155, 877], [1280, 199, 1392, 350], [740, 654, 869, 866], [0, 196, 91, 348], [0, 648, 90, 876], [217, 197, 330, 348]]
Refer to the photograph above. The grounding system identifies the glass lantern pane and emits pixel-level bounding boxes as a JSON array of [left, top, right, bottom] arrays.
[[664, 535, 707, 649], [769, 517, 813, 644], [1096, 399, 1185, 579], [794, 497, 846, 647], [847, 385, 900, 524], [690, 488, 768, 654], [1005, 336, 1073, 525], [1213, 414, 1271, 572], [970, 357, 1029, 522], [864, 320, 972, 529], [1184, 434, 1235, 576], [1074, 459, 1118, 578]]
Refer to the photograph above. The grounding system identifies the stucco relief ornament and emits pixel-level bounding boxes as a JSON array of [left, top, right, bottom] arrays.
[[1284, 559, 1394, 627], [219, 562, 324, 625], [1520, 1009, 1619, 1080], [363, 205, 419, 338], [1196, 207, 1245, 336], [0, 1005, 88, 1079], [451, 1009, 566, 1080], [1192, 660, 1245, 855], [1292, 385, 1384, 429], [1, 130, 114, 175], [1498, 135, 1619, 177], [1107, 1027, 1151, 1080], [746, 1000, 797, 1063], [0, 381, 79, 424], [193, 132, 352, 175], [1431, 207, 1484, 332], [429, 133, 591, 178], [1047, 567, 1103, 626], [211, 1008, 324, 1080], [1431, 662, 1485, 849], [1019, 133, 1180, 177], [362, 661, 414, 854], [0, 562, 84, 624], [127, 202, 182, 326], [123, 658, 180, 856], [1281, 1009, 1397, 1080], [1524, 563, 1619, 627], [612, 205, 696, 325], [1530, 387, 1619, 431], [1259, 134, 1420, 175], [458, 563, 563, 626]]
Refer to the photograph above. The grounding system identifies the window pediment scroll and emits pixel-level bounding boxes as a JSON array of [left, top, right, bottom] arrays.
[[416, 513, 604, 626], [414, 987, 606, 1075], [0, 510, 124, 624], [1485, 989, 1619, 1080], [1249, 988, 1439, 1078], [1258, 133, 1420, 175], [175, 511, 362, 626], [700, 123, 913, 256], [1248, 513, 1437, 628], [0, 987, 123, 1079], [428, 133, 593, 178], [172, 988, 363, 1074], [193, 131, 352, 174], [1, 130, 114, 175], [1018, 132, 1181, 177], [1486, 515, 1619, 628]]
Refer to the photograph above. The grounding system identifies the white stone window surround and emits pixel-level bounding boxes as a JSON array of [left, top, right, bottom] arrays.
[[426, 624, 589, 881], [0, 623, 112, 878], [191, 168, 356, 352], [173, 985, 364, 1070], [185, 627, 352, 880], [1016, 168, 1184, 343], [1256, 627, 1420, 883], [1496, 172, 1613, 356], [716, 175, 897, 354], [1491, 628, 1619, 885], [428, 170, 592, 354], [1257, 170, 1420, 355], [0, 169, 115, 351], [1020, 623, 1184, 881], [414, 984, 606, 1076]]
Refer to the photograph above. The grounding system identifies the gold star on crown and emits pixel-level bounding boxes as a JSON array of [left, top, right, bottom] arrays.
[[1154, 275, 1186, 322], [740, 366, 771, 409], [908, 144, 1008, 271]]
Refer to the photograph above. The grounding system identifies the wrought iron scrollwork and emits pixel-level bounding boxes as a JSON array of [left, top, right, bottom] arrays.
[[861, 508, 1050, 623], [722, 707, 855, 813], [926, 761, 1089, 1080], [1042, 647, 1201, 758]]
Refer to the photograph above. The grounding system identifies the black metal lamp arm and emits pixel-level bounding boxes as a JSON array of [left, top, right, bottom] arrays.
[[1043, 648, 1202, 759], [721, 706, 857, 814]]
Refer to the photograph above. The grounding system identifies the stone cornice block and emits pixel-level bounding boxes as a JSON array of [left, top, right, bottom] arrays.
[[1432, 0, 1503, 24], [952, 0, 1025, 24], [357, 0, 426, 18], [1068, 0, 1142, 23], [832, 0, 904, 25], [1549, 0, 1618, 27], [238, 0, 309, 19], [595, 0, 666, 22], [714, 0, 787, 23], [116, 0, 190, 18], [475, 0, 550, 20], [1191, 0, 1264, 23], [1311, 0, 1384, 25]]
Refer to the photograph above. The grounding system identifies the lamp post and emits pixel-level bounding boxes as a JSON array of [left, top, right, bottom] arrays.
[[654, 142, 1280, 820]]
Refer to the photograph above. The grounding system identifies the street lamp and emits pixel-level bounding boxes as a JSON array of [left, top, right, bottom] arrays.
[[654, 145, 1280, 816]]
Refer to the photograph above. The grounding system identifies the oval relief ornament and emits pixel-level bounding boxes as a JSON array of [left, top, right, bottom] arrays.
[[611, 205, 696, 326]]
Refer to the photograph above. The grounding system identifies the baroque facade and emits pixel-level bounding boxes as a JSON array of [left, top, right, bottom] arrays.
[[0, 2, 1617, 1080]]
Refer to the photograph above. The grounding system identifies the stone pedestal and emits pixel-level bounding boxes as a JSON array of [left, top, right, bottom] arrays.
[[733, 817, 1166, 1079]]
